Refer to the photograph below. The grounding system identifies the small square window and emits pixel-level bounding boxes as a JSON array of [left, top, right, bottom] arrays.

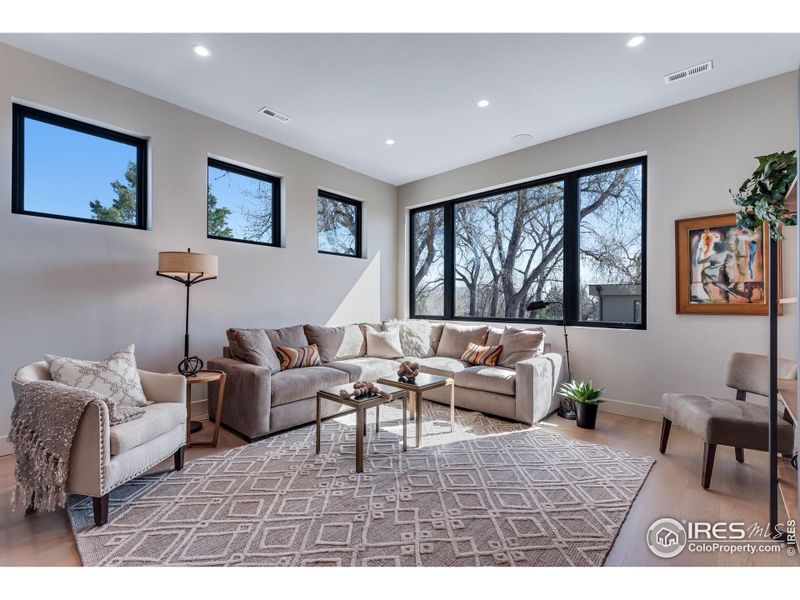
[[207, 158, 281, 246], [317, 191, 363, 258], [12, 104, 147, 229]]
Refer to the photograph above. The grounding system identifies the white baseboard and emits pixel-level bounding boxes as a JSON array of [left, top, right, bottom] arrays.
[[0, 434, 12, 457], [598, 397, 661, 422]]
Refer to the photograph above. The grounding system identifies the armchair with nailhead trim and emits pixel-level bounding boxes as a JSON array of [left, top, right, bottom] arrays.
[[12, 361, 187, 526]]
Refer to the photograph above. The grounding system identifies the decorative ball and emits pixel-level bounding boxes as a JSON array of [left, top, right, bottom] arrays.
[[179, 356, 204, 377]]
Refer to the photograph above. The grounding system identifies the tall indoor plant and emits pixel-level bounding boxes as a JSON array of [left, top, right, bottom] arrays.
[[558, 380, 605, 429], [731, 150, 797, 240]]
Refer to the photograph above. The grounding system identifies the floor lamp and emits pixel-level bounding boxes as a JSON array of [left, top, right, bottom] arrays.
[[156, 248, 218, 377], [526, 300, 575, 420]]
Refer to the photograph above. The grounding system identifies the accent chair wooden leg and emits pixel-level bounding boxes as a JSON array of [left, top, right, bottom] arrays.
[[702, 443, 716, 489], [659, 418, 671, 454], [735, 447, 744, 463], [93, 493, 109, 527], [174, 446, 185, 471], [25, 491, 36, 515]]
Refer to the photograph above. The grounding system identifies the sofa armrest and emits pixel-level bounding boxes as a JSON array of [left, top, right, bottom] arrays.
[[139, 369, 186, 404], [515, 352, 565, 425], [207, 357, 272, 439], [66, 399, 111, 497]]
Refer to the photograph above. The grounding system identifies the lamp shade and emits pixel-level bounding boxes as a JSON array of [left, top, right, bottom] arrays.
[[157, 251, 218, 279]]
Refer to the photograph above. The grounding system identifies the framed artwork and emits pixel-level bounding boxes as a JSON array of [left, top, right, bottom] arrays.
[[675, 213, 781, 315]]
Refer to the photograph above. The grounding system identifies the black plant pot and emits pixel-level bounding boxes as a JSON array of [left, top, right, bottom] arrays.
[[575, 402, 599, 429]]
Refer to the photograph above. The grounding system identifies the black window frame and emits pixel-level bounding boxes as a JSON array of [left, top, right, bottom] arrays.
[[316, 189, 363, 259], [409, 156, 647, 330], [12, 103, 148, 230], [206, 157, 282, 248]]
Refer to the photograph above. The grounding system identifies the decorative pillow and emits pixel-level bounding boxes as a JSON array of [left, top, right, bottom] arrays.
[[461, 343, 503, 366], [45, 344, 148, 408], [226, 328, 281, 373], [435, 324, 489, 359], [498, 326, 545, 368], [275, 344, 321, 370], [384, 319, 434, 357], [486, 326, 504, 347], [365, 326, 404, 359], [304, 324, 366, 362], [430, 323, 445, 354]]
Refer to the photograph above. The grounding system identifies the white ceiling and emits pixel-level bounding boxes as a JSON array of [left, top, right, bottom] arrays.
[[2, 33, 800, 185]]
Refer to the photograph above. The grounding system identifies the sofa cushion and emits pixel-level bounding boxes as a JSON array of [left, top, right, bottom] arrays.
[[413, 356, 470, 378], [384, 319, 435, 357], [275, 344, 322, 370], [327, 357, 400, 382], [436, 324, 489, 359], [226, 328, 281, 372], [304, 323, 365, 362], [365, 325, 404, 359], [265, 325, 308, 352], [455, 365, 516, 396], [486, 326, 504, 347], [109, 402, 185, 456], [498, 326, 545, 368], [270, 366, 349, 407]]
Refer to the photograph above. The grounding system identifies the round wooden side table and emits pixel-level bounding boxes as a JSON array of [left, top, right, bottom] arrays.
[[185, 369, 226, 448]]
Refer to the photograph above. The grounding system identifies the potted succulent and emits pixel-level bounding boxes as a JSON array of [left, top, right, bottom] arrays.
[[731, 150, 797, 241], [558, 380, 605, 429]]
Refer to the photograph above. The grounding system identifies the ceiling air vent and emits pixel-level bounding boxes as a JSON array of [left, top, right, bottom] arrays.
[[258, 106, 291, 123], [664, 60, 713, 85]]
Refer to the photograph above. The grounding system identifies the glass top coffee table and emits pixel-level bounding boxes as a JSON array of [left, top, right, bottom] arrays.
[[315, 382, 409, 473], [377, 372, 455, 448]]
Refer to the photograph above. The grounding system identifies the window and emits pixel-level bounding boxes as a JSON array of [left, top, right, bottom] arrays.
[[409, 156, 646, 329], [207, 158, 281, 246], [317, 191, 363, 257], [12, 104, 147, 229]]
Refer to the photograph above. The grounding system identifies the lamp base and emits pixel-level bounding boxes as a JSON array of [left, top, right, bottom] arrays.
[[557, 399, 577, 420]]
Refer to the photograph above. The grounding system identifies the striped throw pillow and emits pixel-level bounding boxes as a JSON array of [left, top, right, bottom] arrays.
[[275, 344, 321, 370], [461, 343, 503, 366]]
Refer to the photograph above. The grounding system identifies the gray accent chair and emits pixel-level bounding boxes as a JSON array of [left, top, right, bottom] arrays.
[[660, 352, 796, 489], [12, 362, 187, 526]]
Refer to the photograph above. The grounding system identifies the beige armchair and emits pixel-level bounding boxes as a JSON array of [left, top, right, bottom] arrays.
[[12, 361, 187, 526]]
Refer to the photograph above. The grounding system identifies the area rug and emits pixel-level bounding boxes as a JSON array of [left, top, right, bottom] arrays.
[[67, 401, 654, 566]]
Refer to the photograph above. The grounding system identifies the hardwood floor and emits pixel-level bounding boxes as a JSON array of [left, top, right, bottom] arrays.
[[0, 412, 796, 566]]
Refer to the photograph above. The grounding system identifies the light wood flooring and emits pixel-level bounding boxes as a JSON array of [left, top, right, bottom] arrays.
[[0, 411, 796, 566]]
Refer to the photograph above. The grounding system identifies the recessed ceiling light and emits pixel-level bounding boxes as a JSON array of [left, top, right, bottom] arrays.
[[477, 99, 490, 108], [625, 34, 647, 48], [510, 134, 533, 146], [193, 44, 211, 57], [385, 139, 396, 145]]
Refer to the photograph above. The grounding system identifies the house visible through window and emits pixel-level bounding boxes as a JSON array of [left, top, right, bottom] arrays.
[[317, 191, 362, 258], [207, 158, 281, 246], [409, 156, 646, 329], [12, 104, 148, 229]]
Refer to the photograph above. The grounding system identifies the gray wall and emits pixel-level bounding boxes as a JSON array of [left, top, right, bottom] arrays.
[[0, 43, 397, 450], [396, 72, 799, 420]]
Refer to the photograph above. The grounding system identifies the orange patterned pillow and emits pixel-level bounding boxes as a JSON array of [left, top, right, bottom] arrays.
[[275, 344, 321, 370], [461, 343, 503, 366]]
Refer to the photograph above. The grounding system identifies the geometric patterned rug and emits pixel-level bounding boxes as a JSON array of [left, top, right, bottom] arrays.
[[66, 401, 654, 566]]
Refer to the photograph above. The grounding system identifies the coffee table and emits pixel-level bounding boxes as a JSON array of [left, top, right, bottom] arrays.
[[377, 373, 455, 448], [315, 382, 408, 473]]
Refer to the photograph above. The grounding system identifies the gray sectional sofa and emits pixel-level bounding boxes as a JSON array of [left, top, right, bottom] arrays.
[[208, 320, 565, 441]]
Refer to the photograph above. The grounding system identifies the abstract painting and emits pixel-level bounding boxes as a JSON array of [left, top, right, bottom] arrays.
[[675, 213, 780, 315]]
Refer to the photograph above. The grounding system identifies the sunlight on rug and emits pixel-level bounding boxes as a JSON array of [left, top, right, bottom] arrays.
[[67, 401, 654, 566]]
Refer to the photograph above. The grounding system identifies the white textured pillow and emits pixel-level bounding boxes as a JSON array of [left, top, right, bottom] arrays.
[[365, 326, 404, 359], [384, 319, 434, 357], [45, 344, 148, 408]]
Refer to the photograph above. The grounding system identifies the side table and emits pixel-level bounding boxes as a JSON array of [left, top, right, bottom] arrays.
[[185, 369, 226, 448]]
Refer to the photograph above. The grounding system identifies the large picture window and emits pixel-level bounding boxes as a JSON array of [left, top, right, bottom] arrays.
[[207, 158, 281, 246], [409, 156, 646, 329], [12, 104, 148, 229], [317, 191, 363, 258]]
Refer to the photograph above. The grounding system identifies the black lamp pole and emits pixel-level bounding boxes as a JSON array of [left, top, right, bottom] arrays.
[[526, 299, 575, 420]]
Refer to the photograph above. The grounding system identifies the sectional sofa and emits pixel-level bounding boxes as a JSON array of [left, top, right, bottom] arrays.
[[208, 320, 565, 441]]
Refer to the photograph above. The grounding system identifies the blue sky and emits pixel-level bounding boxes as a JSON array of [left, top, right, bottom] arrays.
[[23, 118, 136, 219], [208, 165, 273, 242]]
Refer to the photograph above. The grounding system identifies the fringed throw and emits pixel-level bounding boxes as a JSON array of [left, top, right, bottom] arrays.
[[9, 381, 101, 512]]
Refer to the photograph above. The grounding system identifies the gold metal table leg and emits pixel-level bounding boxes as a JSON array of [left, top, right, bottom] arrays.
[[375, 404, 380, 433], [415, 390, 422, 448], [315, 393, 321, 454], [402, 394, 408, 452], [449, 379, 455, 432], [356, 407, 365, 473]]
